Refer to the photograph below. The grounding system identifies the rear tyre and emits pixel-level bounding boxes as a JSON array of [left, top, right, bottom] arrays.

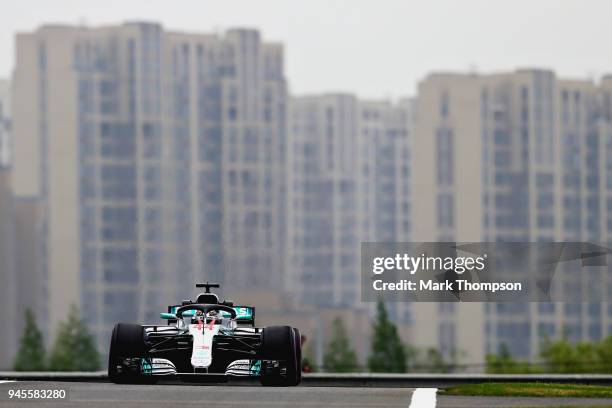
[[108, 323, 152, 384], [259, 326, 301, 386]]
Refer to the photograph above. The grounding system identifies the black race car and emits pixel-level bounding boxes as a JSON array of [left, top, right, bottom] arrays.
[[108, 283, 302, 386]]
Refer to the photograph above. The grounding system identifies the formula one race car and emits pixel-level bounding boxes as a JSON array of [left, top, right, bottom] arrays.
[[108, 283, 302, 386]]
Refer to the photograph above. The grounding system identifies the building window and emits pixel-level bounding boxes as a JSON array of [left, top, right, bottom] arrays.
[[437, 193, 454, 228], [440, 91, 449, 119], [436, 128, 454, 185]]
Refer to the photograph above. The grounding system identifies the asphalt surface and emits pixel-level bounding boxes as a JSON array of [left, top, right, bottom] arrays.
[[0, 381, 415, 408], [1, 381, 611, 408]]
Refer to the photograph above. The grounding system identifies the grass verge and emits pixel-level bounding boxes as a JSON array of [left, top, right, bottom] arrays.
[[442, 382, 612, 399]]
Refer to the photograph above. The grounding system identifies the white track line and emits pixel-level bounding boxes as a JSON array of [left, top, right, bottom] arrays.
[[0, 381, 15, 384], [409, 388, 437, 408]]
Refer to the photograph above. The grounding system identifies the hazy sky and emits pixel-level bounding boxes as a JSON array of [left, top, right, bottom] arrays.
[[1, 0, 611, 99]]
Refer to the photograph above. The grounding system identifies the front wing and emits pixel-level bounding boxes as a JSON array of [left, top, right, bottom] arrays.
[[120, 326, 269, 378]]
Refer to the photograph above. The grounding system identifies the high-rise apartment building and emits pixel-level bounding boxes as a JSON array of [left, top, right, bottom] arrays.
[[358, 99, 412, 245], [0, 80, 10, 167], [289, 94, 361, 308], [12, 23, 287, 352], [0, 168, 16, 369], [0, 79, 16, 369], [288, 94, 412, 321], [412, 69, 612, 365]]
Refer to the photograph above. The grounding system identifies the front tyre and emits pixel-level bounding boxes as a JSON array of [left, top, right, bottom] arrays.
[[259, 326, 301, 386], [292, 328, 302, 384], [108, 323, 150, 384]]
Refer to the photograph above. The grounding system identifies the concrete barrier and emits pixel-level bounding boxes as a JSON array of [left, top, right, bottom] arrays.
[[0, 371, 107, 382], [2, 371, 612, 387]]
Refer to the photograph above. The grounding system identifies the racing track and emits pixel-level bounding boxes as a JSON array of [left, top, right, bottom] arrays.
[[2, 381, 612, 408], [0, 382, 415, 408]]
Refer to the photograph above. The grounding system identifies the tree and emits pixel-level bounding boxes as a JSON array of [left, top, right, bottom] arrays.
[[486, 343, 535, 374], [13, 309, 47, 371], [403, 344, 420, 372], [302, 341, 318, 373], [540, 337, 599, 373], [48, 305, 101, 371], [595, 336, 612, 373], [485, 336, 612, 375], [368, 300, 407, 373], [421, 347, 459, 373], [323, 317, 358, 372]]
